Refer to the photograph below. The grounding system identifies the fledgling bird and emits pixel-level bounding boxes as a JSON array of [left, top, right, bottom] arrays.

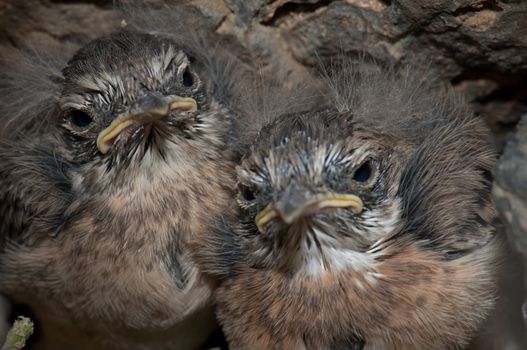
[[204, 63, 503, 349], [0, 28, 244, 349]]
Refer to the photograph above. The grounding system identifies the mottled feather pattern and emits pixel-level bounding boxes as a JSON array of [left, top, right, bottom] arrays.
[[0, 3, 270, 349], [0, 141, 74, 247], [207, 60, 503, 350], [119, 0, 320, 158], [321, 59, 497, 253], [0, 1, 503, 349], [395, 117, 496, 253]]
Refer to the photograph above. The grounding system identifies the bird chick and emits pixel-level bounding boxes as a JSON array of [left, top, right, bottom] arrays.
[[0, 30, 240, 350], [207, 64, 503, 349]]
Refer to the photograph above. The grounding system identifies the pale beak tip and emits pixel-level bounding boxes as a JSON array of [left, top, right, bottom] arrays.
[[96, 139, 110, 154]]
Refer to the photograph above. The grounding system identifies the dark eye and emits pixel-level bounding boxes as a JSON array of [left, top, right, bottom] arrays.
[[239, 184, 256, 201], [353, 161, 371, 183], [69, 110, 93, 128], [182, 68, 194, 87]]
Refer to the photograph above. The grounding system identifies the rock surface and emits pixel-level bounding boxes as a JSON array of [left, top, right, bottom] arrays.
[[0, 296, 9, 347], [493, 115, 527, 333], [1, 0, 526, 348], [494, 116, 527, 257], [2, 0, 526, 149]]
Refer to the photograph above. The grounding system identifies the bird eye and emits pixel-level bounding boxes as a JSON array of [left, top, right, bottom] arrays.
[[239, 184, 257, 201], [69, 110, 93, 128], [353, 161, 371, 183], [182, 67, 194, 87]]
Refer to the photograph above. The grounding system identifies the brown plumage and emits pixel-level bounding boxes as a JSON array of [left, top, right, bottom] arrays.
[[0, 12, 250, 350], [202, 62, 504, 349]]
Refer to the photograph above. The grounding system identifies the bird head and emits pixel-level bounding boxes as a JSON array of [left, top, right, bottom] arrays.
[[0, 29, 239, 334], [236, 111, 404, 273], [57, 31, 227, 182], [215, 63, 499, 350]]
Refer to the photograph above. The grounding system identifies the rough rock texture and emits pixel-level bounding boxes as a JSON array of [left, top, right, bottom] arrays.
[[494, 116, 527, 261], [0, 296, 9, 347], [2, 0, 526, 149], [1, 0, 526, 348], [198, 0, 527, 148], [493, 115, 527, 334]]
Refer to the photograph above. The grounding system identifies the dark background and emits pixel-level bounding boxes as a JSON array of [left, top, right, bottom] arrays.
[[0, 0, 526, 348]]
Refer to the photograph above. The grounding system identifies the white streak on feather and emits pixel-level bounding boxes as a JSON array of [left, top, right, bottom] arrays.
[[298, 226, 377, 277]]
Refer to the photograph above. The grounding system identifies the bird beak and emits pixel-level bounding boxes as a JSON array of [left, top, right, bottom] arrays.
[[96, 95, 197, 154], [255, 182, 363, 233]]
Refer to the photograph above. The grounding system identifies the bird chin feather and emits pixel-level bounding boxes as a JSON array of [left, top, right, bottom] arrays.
[[102, 119, 196, 172], [255, 205, 401, 277], [263, 221, 378, 277]]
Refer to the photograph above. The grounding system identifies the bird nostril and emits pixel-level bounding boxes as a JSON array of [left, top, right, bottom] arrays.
[[168, 109, 196, 122]]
